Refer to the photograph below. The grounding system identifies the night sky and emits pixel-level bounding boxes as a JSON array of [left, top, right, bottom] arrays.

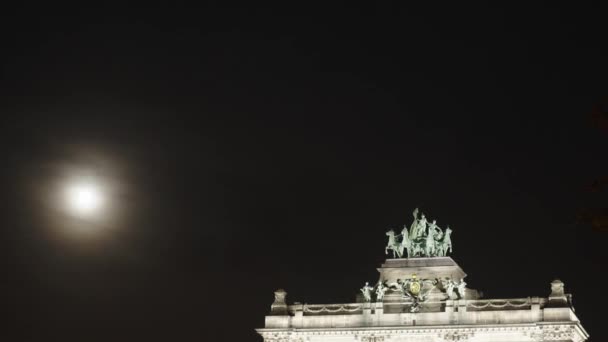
[[1, 4, 607, 341]]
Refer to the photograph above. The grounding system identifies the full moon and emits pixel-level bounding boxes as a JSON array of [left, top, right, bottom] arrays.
[[65, 182, 104, 216]]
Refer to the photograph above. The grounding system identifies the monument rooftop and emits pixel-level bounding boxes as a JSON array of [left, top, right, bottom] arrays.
[[257, 209, 588, 342]]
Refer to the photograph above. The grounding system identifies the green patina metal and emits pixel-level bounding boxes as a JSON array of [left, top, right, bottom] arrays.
[[385, 208, 453, 258]]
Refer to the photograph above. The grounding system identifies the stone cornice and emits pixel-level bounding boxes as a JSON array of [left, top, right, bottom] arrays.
[[258, 322, 587, 341]]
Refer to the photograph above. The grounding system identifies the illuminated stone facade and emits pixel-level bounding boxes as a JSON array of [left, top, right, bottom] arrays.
[[256, 257, 588, 342]]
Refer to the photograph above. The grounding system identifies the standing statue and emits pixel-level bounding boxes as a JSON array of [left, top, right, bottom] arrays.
[[409, 208, 420, 240], [418, 214, 428, 235], [360, 282, 373, 302], [400, 225, 411, 258], [444, 279, 456, 299], [425, 221, 436, 256], [456, 279, 466, 299], [410, 211, 428, 243], [375, 281, 387, 301], [424, 220, 439, 256]]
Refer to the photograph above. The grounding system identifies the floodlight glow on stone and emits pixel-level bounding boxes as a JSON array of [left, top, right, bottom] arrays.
[[66, 182, 103, 216]]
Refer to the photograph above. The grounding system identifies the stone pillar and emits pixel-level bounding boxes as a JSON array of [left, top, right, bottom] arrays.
[[544, 280, 574, 322], [374, 301, 384, 315], [457, 299, 467, 312], [530, 297, 542, 321], [373, 302, 383, 326], [292, 303, 303, 328], [445, 299, 455, 314], [363, 301, 372, 325], [455, 299, 467, 325]]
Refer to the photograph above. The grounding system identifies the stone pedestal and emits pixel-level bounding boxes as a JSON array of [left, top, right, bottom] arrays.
[[377, 257, 466, 284]]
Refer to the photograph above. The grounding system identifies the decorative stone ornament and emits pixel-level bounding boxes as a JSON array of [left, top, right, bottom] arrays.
[[380, 274, 441, 312], [550, 279, 565, 298], [442, 330, 474, 341], [409, 275, 421, 296], [359, 335, 385, 342], [270, 289, 288, 315]]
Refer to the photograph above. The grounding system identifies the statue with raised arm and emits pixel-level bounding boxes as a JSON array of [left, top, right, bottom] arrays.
[[428, 219, 440, 236], [361, 282, 373, 302]]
